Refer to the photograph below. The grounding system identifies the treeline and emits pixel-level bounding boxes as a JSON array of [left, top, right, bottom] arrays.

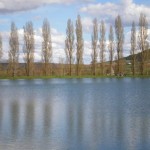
[[0, 14, 150, 77]]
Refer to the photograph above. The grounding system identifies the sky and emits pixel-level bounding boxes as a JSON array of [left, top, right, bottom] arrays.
[[0, 0, 150, 63]]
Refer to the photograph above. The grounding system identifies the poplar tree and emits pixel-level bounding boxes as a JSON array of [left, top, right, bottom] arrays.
[[0, 33, 2, 62], [138, 13, 149, 75], [108, 25, 114, 75], [65, 19, 74, 76], [23, 21, 34, 76], [115, 15, 124, 75], [9, 22, 19, 77], [130, 21, 137, 76], [99, 20, 106, 75], [0, 33, 3, 74], [91, 18, 98, 76], [42, 19, 52, 76], [76, 15, 84, 76]]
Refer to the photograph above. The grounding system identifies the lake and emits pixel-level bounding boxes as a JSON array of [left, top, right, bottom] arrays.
[[0, 78, 150, 150]]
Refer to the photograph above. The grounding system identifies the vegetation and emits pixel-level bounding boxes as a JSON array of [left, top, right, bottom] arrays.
[[115, 15, 124, 75], [91, 18, 98, 76], [42, 19, 52, 76], [8, 22, 19, 77], [65, 19, 74, 76], [99, 20, 106, 75], [0, 14, 150, 79], [130, 21, 136, 76], [23, 21, 34, 76], [76, 15, 84, 76], [108, 25, 115, 75]]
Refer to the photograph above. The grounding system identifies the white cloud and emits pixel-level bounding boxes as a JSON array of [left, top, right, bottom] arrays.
[[83, 40, 92, 64], [1, 27, 93, 64], [80, 0, 150, 25], [1, 27, 66, 63], [0, 0, 95, 13], [123, 29, 150, 56], [82, 17, 93, 32]]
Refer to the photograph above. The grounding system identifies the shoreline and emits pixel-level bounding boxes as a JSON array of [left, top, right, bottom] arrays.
[[0, 75, 150, 80]]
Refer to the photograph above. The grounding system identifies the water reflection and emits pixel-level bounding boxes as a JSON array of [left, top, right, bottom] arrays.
[[10, 101, 19, 137], [0, 78, 149, 150]]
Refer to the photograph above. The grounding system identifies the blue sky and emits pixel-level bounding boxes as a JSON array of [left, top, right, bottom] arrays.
[[0, 0, 150, 63]]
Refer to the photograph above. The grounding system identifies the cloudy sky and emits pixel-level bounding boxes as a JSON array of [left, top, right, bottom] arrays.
[[0, 0, 150, 63]]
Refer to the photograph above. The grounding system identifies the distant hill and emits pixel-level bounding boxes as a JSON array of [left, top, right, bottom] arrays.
[[124, 49, 150, 61]]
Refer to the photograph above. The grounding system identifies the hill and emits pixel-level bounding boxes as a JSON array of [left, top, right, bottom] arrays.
[[124, 49, 150, 61]]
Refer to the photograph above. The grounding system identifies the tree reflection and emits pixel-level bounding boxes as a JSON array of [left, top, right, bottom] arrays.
[[43, 101, 52, 136], [0, 79, 150, 150], [10, 101, 19, 137], [25, 101, 35, 137]]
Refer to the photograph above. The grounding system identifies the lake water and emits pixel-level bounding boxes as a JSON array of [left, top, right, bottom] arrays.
[[0, 78, 150, 150]]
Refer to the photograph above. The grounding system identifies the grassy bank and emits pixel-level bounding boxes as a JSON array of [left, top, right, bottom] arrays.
[[0, 75, 150, 80], [0, 75, 112, 80]]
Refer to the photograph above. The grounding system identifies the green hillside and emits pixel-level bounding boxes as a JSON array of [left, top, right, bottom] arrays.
[[124, 49, 150, 61]]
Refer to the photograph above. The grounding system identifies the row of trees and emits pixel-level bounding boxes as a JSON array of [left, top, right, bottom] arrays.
[[0, 19, 52, 77], [65, 16, 84, 76], [91, 14, 149, 76], [0, 14, 149, 77]]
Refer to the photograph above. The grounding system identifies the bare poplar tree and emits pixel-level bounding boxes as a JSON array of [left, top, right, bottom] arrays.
[[115, 15, 124, 75], [76, 15, 84, 76], [58, 57, 65, 76], [130, 21, 137, 76], [91, 18, 98, 76], [9, 22, 19, 77], [65, 19, 74, 76], [108, 25, 114, 75], [0, 33, 2, 61], [0, 33, 3, 74], [23, 21, 34, 76], [42, 18, 52, 76], [99, 20, 106, 75], [138, 13, 149, 75]]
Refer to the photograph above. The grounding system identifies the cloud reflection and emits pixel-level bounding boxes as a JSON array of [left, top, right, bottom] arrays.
[[0, 79, 150, 150]]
